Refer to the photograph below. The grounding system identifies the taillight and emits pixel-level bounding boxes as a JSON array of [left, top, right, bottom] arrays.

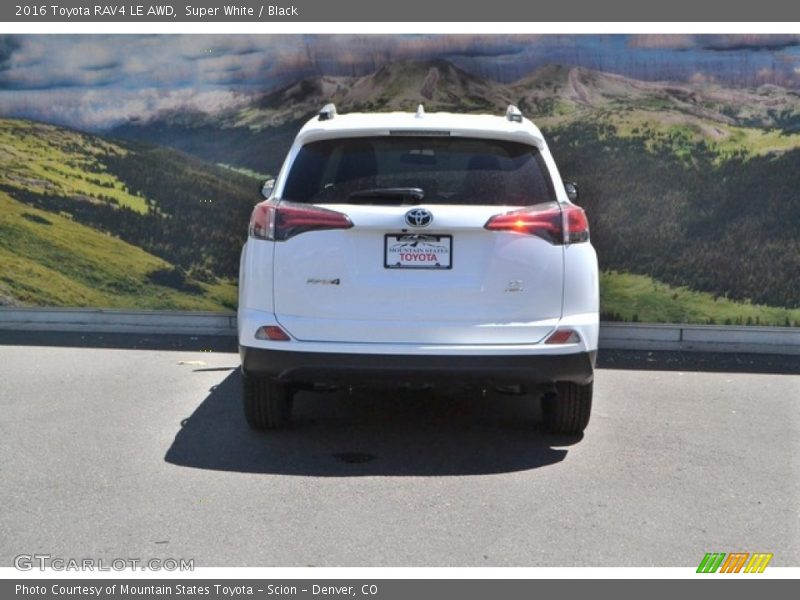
[[484, 202, 562, 244], [248, 202, 275, 239], [483, 202, 589, 245], [562, 205, 590, 244], [248, 200, 353, 241]]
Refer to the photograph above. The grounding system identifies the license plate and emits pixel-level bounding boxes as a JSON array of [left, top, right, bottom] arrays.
[[384, 234, 452, 269]]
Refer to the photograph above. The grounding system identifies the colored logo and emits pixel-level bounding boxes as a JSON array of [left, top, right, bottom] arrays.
[[697, 552, 773, 573]]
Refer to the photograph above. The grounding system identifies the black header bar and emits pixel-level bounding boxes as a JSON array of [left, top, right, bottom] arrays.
[[3, 0, 800, 23]]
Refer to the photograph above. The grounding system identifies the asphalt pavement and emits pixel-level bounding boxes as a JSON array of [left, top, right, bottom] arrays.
[[0, 334, 798, 567]]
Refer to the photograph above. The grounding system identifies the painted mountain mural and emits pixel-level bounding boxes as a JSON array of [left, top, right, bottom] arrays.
[[1, 35, 799, 324]]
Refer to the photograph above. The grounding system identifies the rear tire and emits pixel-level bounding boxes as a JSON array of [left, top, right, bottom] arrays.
[[542, 381, 593, 435], [242, 374, 294, 430]]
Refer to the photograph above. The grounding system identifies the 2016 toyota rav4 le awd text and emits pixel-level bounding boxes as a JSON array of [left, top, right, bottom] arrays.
[[237, 104, 599, 434]]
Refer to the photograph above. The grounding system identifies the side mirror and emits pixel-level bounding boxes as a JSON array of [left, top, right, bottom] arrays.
[[260, 178, 275, 199], [564, 181, 579, 202]]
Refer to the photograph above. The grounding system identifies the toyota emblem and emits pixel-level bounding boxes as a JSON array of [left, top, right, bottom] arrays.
[[405, 208, 433, 228]]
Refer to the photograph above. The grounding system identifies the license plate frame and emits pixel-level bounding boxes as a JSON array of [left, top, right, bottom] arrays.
[[384, 234, 453, 270]]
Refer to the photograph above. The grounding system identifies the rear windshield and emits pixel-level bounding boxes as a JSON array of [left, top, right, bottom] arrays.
[[282, 136, 556, 206]]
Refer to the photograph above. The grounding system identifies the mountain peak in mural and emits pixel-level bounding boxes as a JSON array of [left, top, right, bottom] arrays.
[[111, 60, 800, 173]]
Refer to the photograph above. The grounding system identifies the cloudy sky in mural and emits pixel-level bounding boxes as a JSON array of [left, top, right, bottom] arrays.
[[1, 34, 800, 129]]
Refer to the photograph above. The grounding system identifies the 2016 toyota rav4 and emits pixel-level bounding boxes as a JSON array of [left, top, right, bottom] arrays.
[[238, 104, 599, 434]]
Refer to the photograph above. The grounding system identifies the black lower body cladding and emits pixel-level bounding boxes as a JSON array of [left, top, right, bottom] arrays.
[[239, 346, 596, 387]]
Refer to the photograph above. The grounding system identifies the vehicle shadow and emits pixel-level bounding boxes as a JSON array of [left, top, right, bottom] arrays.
[[164, 371, 577, 476]]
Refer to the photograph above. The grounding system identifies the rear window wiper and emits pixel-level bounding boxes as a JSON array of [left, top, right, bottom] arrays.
[[347, 187, 425, 204]]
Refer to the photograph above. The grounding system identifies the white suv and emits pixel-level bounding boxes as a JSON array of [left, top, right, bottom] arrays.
[[238, 104, 599, 434]]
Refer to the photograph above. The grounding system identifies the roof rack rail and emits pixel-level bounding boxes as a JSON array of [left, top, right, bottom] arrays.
[[318, 103, 337, 121], [505, 104, 523, 123]]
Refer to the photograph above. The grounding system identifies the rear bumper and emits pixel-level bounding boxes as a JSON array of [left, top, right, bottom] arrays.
[[239, 346, 596, 386]]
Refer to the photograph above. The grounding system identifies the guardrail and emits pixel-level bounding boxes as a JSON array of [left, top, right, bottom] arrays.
[[600, 322, 799, 355], [0, 308, 236, 336], [0, 308, 798, 355]]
